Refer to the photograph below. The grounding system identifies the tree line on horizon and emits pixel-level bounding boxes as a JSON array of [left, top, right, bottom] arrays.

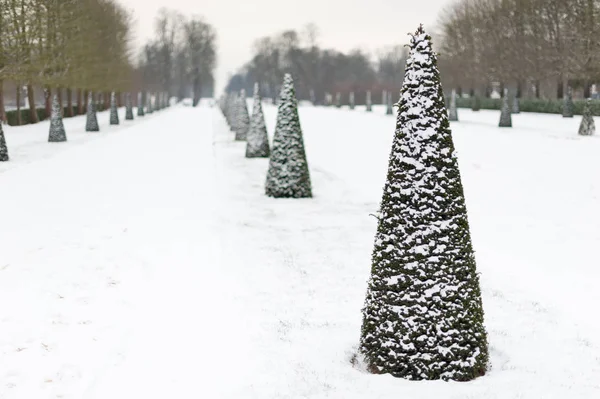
[[0, 2, 217, 125]]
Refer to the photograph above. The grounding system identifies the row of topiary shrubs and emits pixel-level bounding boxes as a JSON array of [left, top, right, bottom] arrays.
[[455, 97, 600, 116], [4, 104, 110, 126]]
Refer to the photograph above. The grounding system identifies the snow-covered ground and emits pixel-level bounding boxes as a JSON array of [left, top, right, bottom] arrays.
[[1, 103, 599, 398]]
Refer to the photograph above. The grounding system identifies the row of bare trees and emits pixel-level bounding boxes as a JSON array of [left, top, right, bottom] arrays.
[[0, 0, 133, 124], [137, 8, 217, 106], [437, 0, 600, 99], [225, 24, 408, 104]]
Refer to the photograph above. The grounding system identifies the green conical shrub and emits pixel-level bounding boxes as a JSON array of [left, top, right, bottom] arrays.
[[109, 92, 119, 125], [265, 74, 312, 198], [335, 92, 341, 108], [0, 122, 9, 161], [448, 89, 458, 121], [246, 83, 270, 158], [137, 92, 145, 117], [85, 92, 99, 132], [386, 92, 393, 115], [349, 92, 355, 110], [147, 93, 154, 114], [563, 87, 574, 118], [125, 93, 134, 120], [366, 91, 372, 112], [235, 90, 250, 141], [578, 99, 595, 136], [499, 89, 512, 127], [512, 94, 520, 114], [360, 25, 488, 382], [472, 94, 481, 111], [48, 94, 67, 142]]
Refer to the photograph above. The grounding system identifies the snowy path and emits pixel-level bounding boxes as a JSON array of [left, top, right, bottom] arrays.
[[0, 107, 251, 398]]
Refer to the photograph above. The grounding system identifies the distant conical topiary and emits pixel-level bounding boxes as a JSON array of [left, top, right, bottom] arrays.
[[137, 92, 145, 116], [147, 93, 154, 114], [386, 91, 393, 115], [512, 93, 520, 114], [563, 87, 574, 118], [349, 92, 355, 110], [246, 83, 270, 158], [226, 93, 237, 131], [448, 89, 458, 121], [48, 94, 67, 142], [85, 92, 99, 132], [472, 93, 481, 111], [499, 88, 512, 127], [335, 92, 341, 108], [360, 25, 488, 382], [366, 90, 372, 112], [310, 89, 316, 105], [265, 74, 312, 198], [0, 122, 9, 161], [382, 90, 387, 106], [578, 99, 595, 136], [109, 92, 119, 125], [125, 93, 134, 120], [235, 90, 250, 141]]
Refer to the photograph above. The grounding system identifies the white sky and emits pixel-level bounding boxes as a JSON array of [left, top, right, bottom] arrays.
[[118, 0, 452, 93]]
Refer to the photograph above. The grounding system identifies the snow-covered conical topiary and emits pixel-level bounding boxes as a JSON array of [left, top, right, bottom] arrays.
[[578, 99, 595, 136], [246, 83, 270, 158], [349, 92, 355, 110], [472, 94, 481, 111], [448, 89, 458, 121], [386, 91, 393, 115], [512, 94, 520, 114], [85, 92, 99, 132], [0, 122, 9, 161], [335, 92, 341, 108], [499, 88, 512, 127], [235, 90, 250, 141], [48, 94, 67, 142], [125, 93, 134, 120], [366, 90, 372, 112], [147, 94, 154, 114], [265, 74, 312, 198], [137, 92, 145, 117], [360, 25, 488, 382], [563, 87, 574, 118], [109, 92, 119, 125]]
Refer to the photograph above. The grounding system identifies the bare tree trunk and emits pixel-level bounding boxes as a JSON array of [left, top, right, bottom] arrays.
[[44, 86, 52, 119], [27, 84, 39, 124], [117, 92, 122, 107], [104, 91, 110, 110], [66, 88, 74, 117], [16, 85, 22, 126], [0, 79, 6, 123], [583, 81, 591, 98]]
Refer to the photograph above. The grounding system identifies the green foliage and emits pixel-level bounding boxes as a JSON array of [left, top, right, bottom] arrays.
[[456, 97, 600, 115]]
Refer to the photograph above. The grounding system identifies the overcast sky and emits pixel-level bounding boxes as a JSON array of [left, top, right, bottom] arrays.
[[118, 0, 452, 93]]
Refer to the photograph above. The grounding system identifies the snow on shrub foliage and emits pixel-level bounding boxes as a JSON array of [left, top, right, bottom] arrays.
[[246, 83, 270, 158], [359, 25, 489, 381], [265, 74, 312, 198], [0, 123, 9, 161], [85, 92, 99, 132], [48, 94, 67, 142], [235, 90, 250, 141]]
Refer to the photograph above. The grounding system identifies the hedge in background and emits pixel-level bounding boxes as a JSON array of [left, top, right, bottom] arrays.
[[5, 107, 85, 126], [455, 97, 600, 116]]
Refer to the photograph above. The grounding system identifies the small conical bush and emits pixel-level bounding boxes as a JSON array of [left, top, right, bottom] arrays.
[[86, 92, 100, 132], [335, 92, 341, 108], [349, 92, 355, 110], [109, 92, 119, 125], [0, 123, 9, 161], [265, 74, 312, 198], [137, 92, 145, 117], [563, 87, 574, 118], [125, 93, 134, 120], [512, 94, 520, 114], [235, 90, 250, 141], [578, 99, 595, 136], [472, 94, 481, 111], [448, 89, 458, 121], [246, 83, 270, 158], [499, 89, 512, 127], [49, 94, 67, 142], [366, 91, 372, 112], [386, 92, 393, 115]]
